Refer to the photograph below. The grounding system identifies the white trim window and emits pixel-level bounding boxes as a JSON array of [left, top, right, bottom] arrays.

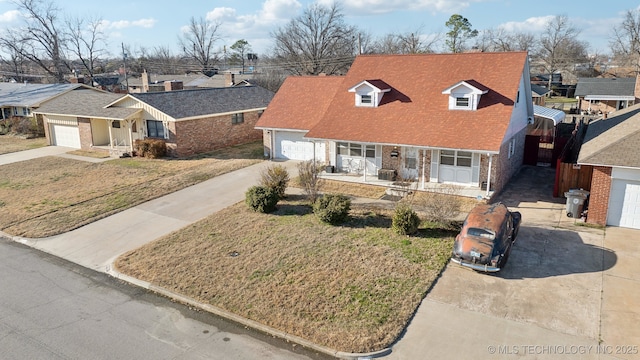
[[147, 120, 165, 138], [440, 150, 472, 167]]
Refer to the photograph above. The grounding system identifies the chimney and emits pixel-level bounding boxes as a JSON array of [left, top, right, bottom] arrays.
[[224, 72, 235, 87], [635, 73, 640, 102], [164, 80, 183, 91], [70, 76, 84, 84], [142, 69, 150, 93]]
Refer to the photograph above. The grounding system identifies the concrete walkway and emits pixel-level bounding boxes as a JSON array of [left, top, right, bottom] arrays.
[[11, 160, 300, 272], [0, 145, 74, 165]]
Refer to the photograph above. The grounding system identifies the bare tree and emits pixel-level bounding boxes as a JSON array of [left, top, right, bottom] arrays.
[[271, 2, 358, 75], [445, 14, 478, 53], [178, 16, 222, 73], [66, 15, 107, 81], [369, 27, 439, 54], [3, 0, 71, 82], [536, 15, 588, 88], [147, 45, 181, 74], [610, 8, 640, 74], [0, 34, 29, 82], [475, 28, 537, 52]]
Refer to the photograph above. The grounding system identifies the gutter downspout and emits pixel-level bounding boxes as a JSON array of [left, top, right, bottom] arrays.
[[486, 154, 493, 198], [270, 130, 275, 160], [362, 146, 367, 182]]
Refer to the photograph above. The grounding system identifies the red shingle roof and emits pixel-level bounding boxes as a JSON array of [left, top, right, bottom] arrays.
[[255, 75, 344, 130], [306, 52, 528, 152]]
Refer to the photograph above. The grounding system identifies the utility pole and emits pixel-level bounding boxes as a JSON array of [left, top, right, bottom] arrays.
[[122, 43, 129, 93]]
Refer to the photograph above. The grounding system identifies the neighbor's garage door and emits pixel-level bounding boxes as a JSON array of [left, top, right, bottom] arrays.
[[51, 124, 81, 148], [274, 131, 325, 161], [607, 178, 640, 229]]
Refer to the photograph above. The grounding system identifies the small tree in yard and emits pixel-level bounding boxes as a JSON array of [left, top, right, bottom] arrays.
[[418, 184, 463, 229], [259, 164, 290, 199], [313, 194, 350, 225], [297, 160, 323, 203], [392, 201, 421, 235], [245, 186, 279, 213]]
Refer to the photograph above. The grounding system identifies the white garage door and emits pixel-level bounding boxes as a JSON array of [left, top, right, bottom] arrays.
[[607, 179, 640, 229], [275, 131, 325, 161], [51, 124, 81, 148]]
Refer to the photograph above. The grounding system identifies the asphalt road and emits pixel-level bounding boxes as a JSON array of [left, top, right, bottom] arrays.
[[0, 237, 330, 360]]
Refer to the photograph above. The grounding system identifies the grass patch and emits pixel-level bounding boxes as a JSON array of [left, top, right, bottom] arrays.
[[115, 198, 455, 353], [0, 141, 264, 237], [290, 177, 388, 199], [0, 135, 47, 155]]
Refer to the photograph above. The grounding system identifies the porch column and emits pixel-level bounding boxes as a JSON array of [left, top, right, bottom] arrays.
[[107, 120, 114, 150], [421, 150, 426, 190], [362, 147, 367, 182], [486, 154, 493, 198], [127, 120, 134, 153]]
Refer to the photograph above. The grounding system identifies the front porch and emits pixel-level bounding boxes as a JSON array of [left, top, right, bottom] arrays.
[[319, 170, 493, 199]]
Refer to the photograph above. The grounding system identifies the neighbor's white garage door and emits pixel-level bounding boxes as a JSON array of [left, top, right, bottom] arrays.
[[607, 178, 640, 229], [274, 131, 325, 161], [51, 124, 81, 148]]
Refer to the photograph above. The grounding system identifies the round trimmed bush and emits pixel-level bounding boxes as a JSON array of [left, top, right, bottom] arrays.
[[313, 194, 351, 225], [392, 202, 421, 235], [245, 186, 279, 213], [259, 164, 290, 199]]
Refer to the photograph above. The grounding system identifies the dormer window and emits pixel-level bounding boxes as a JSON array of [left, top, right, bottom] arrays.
[[349, 79, 392, 108], [442, 80, 489, 111]]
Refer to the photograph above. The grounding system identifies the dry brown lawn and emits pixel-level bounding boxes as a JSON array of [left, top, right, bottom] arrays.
[[0, 135, 47, 154], [0, 142, 264, 237], [115, 197, 454, 353]]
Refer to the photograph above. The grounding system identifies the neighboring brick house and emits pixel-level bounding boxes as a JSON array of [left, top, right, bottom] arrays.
[[574, 77, 639, 115], [35, 85, 274, 157], [577, 104, 640, 229], [256, 52, 534, 198]]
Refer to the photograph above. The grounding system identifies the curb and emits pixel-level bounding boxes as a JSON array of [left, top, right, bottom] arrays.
[[106, 265, 392, 359]]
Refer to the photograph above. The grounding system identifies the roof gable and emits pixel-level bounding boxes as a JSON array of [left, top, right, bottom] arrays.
[[305, 51, 528, 152], [255, 76, 344, 131], [33, 88, 140, 120]]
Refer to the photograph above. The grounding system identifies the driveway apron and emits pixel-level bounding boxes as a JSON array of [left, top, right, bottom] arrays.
[[0, 145, 74, 165]]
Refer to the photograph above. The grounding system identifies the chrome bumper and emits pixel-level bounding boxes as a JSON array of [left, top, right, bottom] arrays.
[[451, 258, 501, 272]]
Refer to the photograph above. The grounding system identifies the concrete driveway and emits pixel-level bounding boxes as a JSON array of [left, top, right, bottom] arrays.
[[387, 166, 640, 360]]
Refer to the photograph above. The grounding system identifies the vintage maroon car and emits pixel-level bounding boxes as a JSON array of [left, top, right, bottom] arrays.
[[451, 203, 521, 272]]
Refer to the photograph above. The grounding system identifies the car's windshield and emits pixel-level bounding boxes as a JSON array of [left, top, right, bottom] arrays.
[[467, 227, 495, 239]]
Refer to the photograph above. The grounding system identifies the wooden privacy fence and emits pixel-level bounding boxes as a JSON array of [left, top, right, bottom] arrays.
[[554, 160, 593, 197]]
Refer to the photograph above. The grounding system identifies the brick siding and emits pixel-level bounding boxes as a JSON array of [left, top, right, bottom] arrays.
[[586, 166, 612, 226], [169, 110, 263, 157]]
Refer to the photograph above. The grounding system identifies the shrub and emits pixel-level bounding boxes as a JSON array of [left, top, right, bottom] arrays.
[[417, 184, 462, 228], [313, 194, 351, 225], [259, 164, 290, 199], [134, 139, 166, 158], [392, 201, 421, 235], [245, 186, 279, 213], [297, 160, 324, 203]]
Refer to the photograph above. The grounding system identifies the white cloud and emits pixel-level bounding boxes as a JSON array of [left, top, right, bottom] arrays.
[[206, 7, 236, 22], [0, 9, 19, 22], [99, 18, 157, 30], [498, 16, 555, 33], [321, 0, 475, 15]]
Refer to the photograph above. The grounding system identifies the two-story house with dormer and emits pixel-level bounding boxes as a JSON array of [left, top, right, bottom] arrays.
[[255, 52, 534, 198]]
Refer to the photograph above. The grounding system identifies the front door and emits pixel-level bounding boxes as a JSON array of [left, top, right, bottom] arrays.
[[402, 147, 419, 180]]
